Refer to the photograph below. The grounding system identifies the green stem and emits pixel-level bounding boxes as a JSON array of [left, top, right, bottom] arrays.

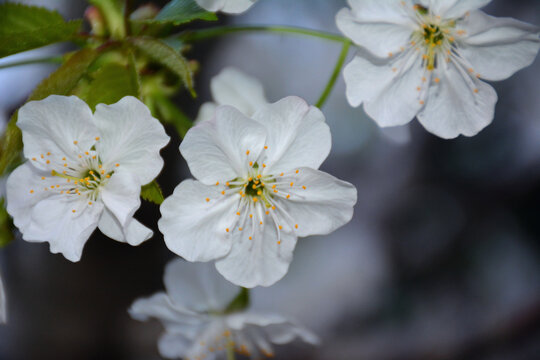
[[315, 40, 351, 108], [178, 25, 348, 44], [0, 56, 63, 70], [226, 340, 236, 360]]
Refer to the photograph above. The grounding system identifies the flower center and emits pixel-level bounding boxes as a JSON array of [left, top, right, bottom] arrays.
[[411, 4, 457, 70], [28, 138, 119, 211]]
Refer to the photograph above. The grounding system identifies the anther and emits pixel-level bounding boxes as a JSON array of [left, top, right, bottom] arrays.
[[302, 186, 306, 190], [30, 189, 34, 194], [73, 141, 78, 145], [295, 224, 298, 229], [246, 150, 250, 155], [115, 163, 119, 167], [95, 137, 100, 141], [205, 198, 210, 202]]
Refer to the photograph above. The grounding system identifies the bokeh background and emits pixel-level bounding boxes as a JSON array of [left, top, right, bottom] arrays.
[[1, 0, 540, 359]]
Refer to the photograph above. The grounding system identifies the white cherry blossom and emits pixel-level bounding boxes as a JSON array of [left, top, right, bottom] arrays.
[[195, 0, 257, 14], [336, 0, 540, 139], [159, 96, 357, 287], [129, 259, 318, 359], [6, 95, 169, 262]]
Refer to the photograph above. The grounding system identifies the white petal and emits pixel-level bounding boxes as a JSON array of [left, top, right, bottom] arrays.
[[158, 332, 192, 359], [457, 11, 540, 81], [98, 208, 152, 246], [164, 259, 239, 313], [227, 313, 319, 345], [194, 102, 218, 124], [424, 0, 491, 18], [23, 196, 103, 262], [277, 167, 357, 237], [129, 292, 199, 324], [17, 95, 98, 169], [336, 4, 413, 59], [0, 272, 6, 324], [101, 170, 141, 227], [344, 53, 426, 127], [159, 179, 238, 262], [251, 97, 330, 175], [94, 96, 170, 186], [215, 222, 297, 288], [180, 106, 267, 185], [211, 67, 268, 117], [6, 163, 56, 233], [417, 61, 498, 138], [196, 0, 256, 14]]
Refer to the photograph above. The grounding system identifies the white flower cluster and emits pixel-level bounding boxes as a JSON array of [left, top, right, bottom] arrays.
[[1, 0, 539, 358]]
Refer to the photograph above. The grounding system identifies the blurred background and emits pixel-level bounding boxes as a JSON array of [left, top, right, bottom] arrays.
[[1, 0, 540, 359]]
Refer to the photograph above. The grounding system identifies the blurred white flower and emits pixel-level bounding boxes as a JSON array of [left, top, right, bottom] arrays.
[[196, 0, 257, 14], [6, 96, 169, 262], [159, 96, 357, 287], [195, 67, 268, 123], [337, 0, 540, 139], [0, 272, 5, 324], [129, 259, 318, 359]]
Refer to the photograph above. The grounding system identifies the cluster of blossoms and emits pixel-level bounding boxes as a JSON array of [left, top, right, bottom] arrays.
[[337, 0, 540, 138], [1, 0, 539, 358], [130, 259, 318, 359]]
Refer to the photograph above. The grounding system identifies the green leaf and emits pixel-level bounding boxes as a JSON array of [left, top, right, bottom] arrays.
[[0, 3, 82, 58], [153, 94, 192, 138], [151, 0, 217, 25], [0, 199, 14, 248], [0, 47, 100, 177], [141, 180, 164, 204], [130, 37, 196, 97], [84, 62, 140, 110], [224, 288, 250, 314]]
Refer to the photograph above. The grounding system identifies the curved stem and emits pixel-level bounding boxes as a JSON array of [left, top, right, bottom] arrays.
[[178, 25, 348, 44], [0, 56, 63, 70], [315, 40, 351, 108]]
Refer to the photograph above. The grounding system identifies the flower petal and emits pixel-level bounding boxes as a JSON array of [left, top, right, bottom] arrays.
[[457, 11, 540, 81], [417, 61, 498, 138], [180, 106, 267, 185], [158, 332, 192, 359], [422, 0, 491, 19], [194, 102, 218, 124], [227, 313, 319, 345], [17, 95, 98, 169], [6, 163, 57, 233], [196, 0, 256, 14], [94, 96, 170, 186], [344, 53, 426, 127], [101, 170, 142, 228], [215, 222, 297, 288], [23, 195, 103, 262], [336, 3, 413, 59], [159, 179, 238, 262], [277, 167, 356, 237], [211, 67, 268, 117], [129, 292, 199, 324], [252, 97, 330, 175], [98, 207, 152, 246], [164, 259, 239, 313]]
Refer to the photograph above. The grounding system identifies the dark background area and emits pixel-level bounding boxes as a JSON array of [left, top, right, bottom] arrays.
[[0, 0, 539, 359]]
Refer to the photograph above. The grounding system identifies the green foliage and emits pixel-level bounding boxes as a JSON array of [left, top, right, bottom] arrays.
[[0, 3, 81, 58], [0, 48, 100, 177], [130, 37, 196, 97], [224, 288, 250, 314], [0, 199, 13, 248], [89, 0, 126, 39], [141, 180, 165, 204], [151, 0, 218, 25], [84, 62, 140, 110], [153, 94, 192, 138]]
